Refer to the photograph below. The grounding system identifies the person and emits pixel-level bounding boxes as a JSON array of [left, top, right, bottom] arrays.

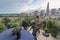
[[21, 18, 29, 30], [7, 23, 11, 29], [35, 16, 40, 26], [0, 28, 35, 40], [29, 19, 40, 40], [35, 16, 40, 37], [19, 28, 35, 40]]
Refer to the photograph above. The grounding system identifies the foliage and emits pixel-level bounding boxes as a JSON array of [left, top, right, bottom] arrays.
[[3, 17, 11, 25], [47, 20, 52, 28], [10, 21, 20, 28], [41, 19, 58, 37], [47, 20, 56, 29], [41, 20, 46, 29], [55, 24, 60, 29], [25, 16, 33, 23], [47, 20, 58, 37], [51, 29, 57, 38], [14, 27, 21, 39], [0, 24, 6, 30]]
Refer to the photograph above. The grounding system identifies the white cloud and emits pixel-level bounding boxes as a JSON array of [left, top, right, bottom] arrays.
[[15, 0, 46, 13], [39, 0, 60, 9], [15, 4, 41, 13], [46, 0, 60, 9], [50, 0, 60, 9], [1, 0, 60, 13], [28, 0, 33, 4], [40, 2, 47, 9]]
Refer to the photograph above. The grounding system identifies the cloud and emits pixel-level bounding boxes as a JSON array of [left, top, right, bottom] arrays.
[[0, 0, 46, 13], [1, 0, 60, 13], [38, 0, 60, 9], [49, 0, 60, 9], [28, 0, 33, 4], [19, 5, 41, 12], [15, 0, 46, 13]]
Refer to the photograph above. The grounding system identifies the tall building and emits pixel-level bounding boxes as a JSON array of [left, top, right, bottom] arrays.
[[45, 2, 50, 18]]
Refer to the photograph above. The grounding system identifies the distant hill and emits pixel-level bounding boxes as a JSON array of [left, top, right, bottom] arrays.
[[0, 14, 20, 17]]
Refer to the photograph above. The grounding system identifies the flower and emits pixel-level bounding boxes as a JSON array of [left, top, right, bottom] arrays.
[[11, 29, 16, 35]]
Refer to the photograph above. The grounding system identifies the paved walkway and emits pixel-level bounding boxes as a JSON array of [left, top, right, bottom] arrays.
[[28, 27, 60, 40], [37, 30, 57, 40]]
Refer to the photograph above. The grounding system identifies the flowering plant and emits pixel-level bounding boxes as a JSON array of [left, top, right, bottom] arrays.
[[12, 27, 21, 39]]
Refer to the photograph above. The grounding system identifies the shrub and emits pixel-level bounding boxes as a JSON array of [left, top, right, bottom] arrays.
[[2, 17, 11, 26], [47, 20, 53, 29], [25, 16, 33, 24], [51, 29, 57, 38], [10, 21, 20, 28], [0, 24, 6, 30], [47, 20, 57, 37], [41, 20, 46, 29], [41, 19, 58, 37]]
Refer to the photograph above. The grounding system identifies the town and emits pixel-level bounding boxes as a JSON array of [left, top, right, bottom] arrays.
[[0, 0, 60, 40]]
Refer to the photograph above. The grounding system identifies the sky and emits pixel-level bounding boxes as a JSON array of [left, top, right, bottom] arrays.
[[0, 0, 60, 13]]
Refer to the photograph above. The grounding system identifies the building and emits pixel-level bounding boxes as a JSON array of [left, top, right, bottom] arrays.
[[40, 10, 45, 17], [33, 11, 39, 16], [45, 2, 50, 19], [50, 9, 57, 18], [55, 8, 60, 18], [20, 13, 25, 17], [51, 9, 56, 16]]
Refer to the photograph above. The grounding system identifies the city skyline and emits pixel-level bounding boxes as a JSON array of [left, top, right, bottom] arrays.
[[0, 0, 60, 13]]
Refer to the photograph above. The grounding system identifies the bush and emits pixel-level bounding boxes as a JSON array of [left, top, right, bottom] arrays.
[[47, 20, 53, 29], [10, 21, 20, 28], [25, 16, 33, 24], [41, 19, 58, 37], [0, 24, 6, 30], [41, 20, 46, 29], [51, 29, 57, 38], [2, 17, 11, 26], [46, 20, 57, 37], [55, 24, 60, 29]]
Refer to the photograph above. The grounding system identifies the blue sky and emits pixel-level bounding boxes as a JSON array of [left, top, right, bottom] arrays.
[[0, 0, 60, 13]]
